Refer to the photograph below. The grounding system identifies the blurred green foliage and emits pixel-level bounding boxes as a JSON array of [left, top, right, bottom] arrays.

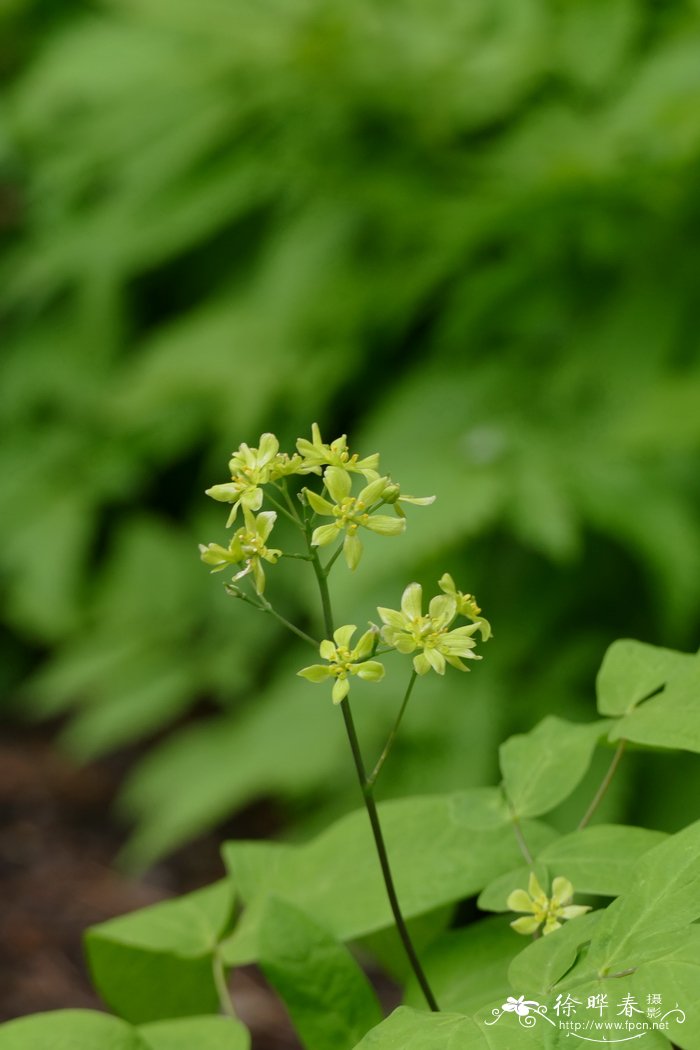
[[2, 0, 700, 867]]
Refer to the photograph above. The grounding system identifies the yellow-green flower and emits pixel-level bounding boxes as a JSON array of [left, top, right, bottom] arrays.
[[206, 432, 280, 525], [377, 582, 481, 675], [199, 509, 281, 594], [306, 469, 405, 569], [296, 423, 380, 479], [438, 573, 491, 641], [507, 873, 591, 936], [297, 625, 385, 704], [206, 433, 310, 527]]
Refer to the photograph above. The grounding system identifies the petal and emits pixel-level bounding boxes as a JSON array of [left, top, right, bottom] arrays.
[[311, 523, 340, 547], [506, 889, 536, 913], [252, 558, 266, 594], [376, 606, 405, 629], [355, 453, 381, 473], [392, 634, 417, 654], [363, 514, 405, 536], [359, 475, 389, 506], [510, 915, 542, 936], [332, 676, 350, 704], [428, 594, 457, 627], [444, 653, 470, 672], [343, 531, 363, 570], [226, 503, 241, 527], [333, 625, 357, 650], [354, 660, 385, 682], [257, 432, 279, 466], [243, 488, 264, 511], [413, 651, 431, 675], [398, 494, 435, 505], [205, 482, 239, 503], [551, 877, 574, 907], [319, 639, 337, 661], [401, 582, 423, 620], [353, 628, 377, 660], [256, 511, 277, 540], [528, 872, 547, 903], [297, 664, 332, 683], [424, 647, 446, 674], [558, 905, 591, 920], [438, 572, 456, 596], [543, 918, 562, 935], [306, 489, 335, 516], [325, 465, 352, 504]]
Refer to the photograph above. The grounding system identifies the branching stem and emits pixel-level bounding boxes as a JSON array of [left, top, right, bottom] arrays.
[[306, 537, 439, 1012]]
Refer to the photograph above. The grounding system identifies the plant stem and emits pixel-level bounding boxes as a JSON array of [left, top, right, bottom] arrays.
[[323, 538, 345, 575], [368, 670, 418, 786], [227, 586, 318, 647], [578, 739, 627, 830], [212, 951, 237, 1019], [265, 491, 302, 528], [307, 543, 439, 1012], [504, 789, 535, 866]]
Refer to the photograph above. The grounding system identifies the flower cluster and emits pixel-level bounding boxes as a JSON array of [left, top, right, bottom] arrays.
[[200, 424, 434, 587], [507, 873, 591, 936], [378, 581, 483, 675]]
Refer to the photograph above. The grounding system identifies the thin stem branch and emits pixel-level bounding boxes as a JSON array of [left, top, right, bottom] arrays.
[[227, 585, 318, 647], [368, 670, 418, 787], [306, 540, 439, 1012], [265, 491, 302, 528], [578, 739, 627, 830], [212, 951, 237, 1019], [504, 788, 535, 866], [323, 539, 345, 576]]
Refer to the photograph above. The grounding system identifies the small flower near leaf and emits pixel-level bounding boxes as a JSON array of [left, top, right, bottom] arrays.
[[377, 582, 482, 675], [296, 423, 380, 480], [438, 572, 491, 640], [507, 873, 591, 936], [297, 625, 385, 704], [199, 509, 281, 594], [306, 469, 404, 569]]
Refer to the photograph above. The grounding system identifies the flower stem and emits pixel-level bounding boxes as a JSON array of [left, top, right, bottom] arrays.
[[265, 491, 303, 528], [368, 670, 418, 787], [226, 585, 319, 647], [212, 950, 237, 1019], [578, 739, 627, 830], [307, 543, 439, 1012]]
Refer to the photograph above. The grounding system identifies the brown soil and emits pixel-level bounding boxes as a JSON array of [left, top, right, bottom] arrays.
[[0, 729, 300, 1048]]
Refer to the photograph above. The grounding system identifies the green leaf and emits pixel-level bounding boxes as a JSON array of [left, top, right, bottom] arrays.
[[584, 818, 700, 975], [552, 927, 700, 1050], [85, 881, 234, 1024], [479, 825, 667, 910], [508, 910, 603, 993], [220, 792, 557, 964], [596, 639, 696, 716], [499, 717, 610, 818], [0, 1011, 146, 1050], [610, 660, 700, 754], [351, 1005, 541, 1050], [403, 916, 520, 1015], [258, 898, 382, 1050], [139, 1016, 249, 1050]]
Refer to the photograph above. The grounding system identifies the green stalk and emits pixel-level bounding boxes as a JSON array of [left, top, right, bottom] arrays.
[[308, 543, 439, 1012], [368, 670, 418, 786]]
